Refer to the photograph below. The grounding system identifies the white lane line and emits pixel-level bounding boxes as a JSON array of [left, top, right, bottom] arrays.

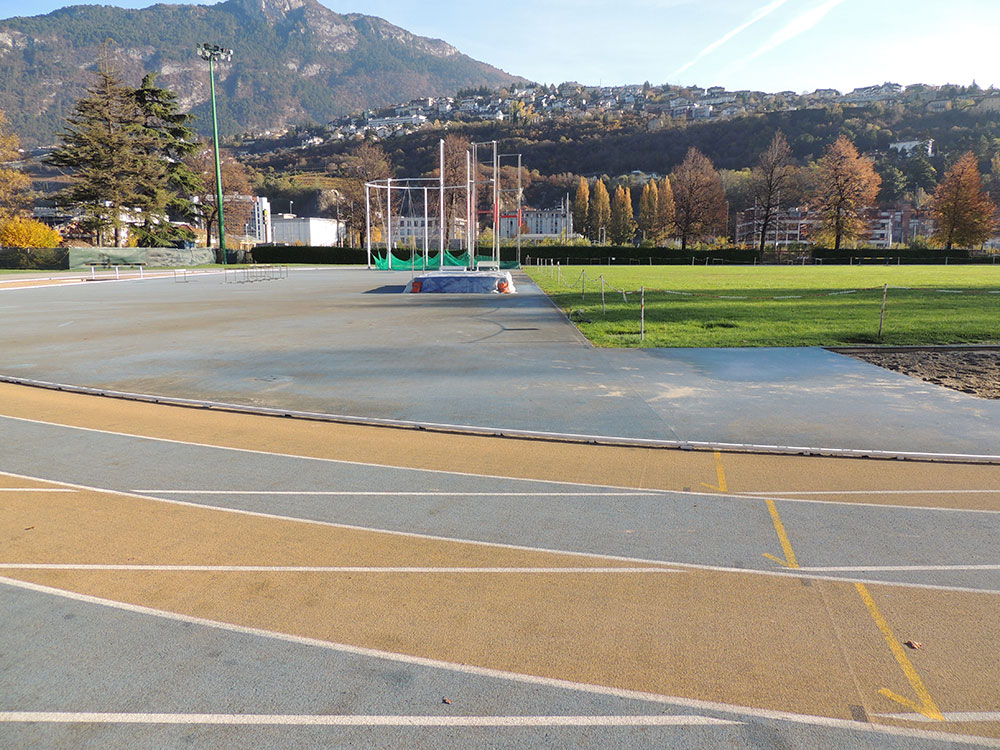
[[1, 576, 995, 748], [0, 712, 738, 727], [0, 564, 681, 574], [0, 488, 75, 493], [1, 469, 998, 597], [799, 565, 1000, 573], [0, 415, 679, 494], [743, 490, 1000, 496], [873, 711, 1000, 724], [9, 414, 998, 506], [135, 491, 665, 497]]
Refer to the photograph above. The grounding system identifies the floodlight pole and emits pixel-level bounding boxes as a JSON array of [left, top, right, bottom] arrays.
[[198, 43, 233, 264]]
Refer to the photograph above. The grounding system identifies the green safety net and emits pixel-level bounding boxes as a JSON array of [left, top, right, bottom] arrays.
[[68, 248, 148, 269], [373, 251, 519, 270]]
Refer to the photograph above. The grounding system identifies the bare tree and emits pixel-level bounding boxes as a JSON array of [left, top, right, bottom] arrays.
[[670, 148, 727, 250], [751, 131, 794, 255]]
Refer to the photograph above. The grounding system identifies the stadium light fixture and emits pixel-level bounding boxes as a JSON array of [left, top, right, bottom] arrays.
[[197, 43, 233, 263]]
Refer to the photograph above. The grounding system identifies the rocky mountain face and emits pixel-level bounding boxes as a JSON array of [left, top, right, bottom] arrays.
[[0, 0, 522, 145]]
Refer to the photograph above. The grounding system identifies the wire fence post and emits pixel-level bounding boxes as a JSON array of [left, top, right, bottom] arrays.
[[601, 275, 606, 316], [878, 283, 888, 341], [582, 269, 586, 302], [640, 285, 645, 342]]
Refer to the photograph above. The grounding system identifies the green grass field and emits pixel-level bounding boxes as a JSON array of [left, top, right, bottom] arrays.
[[525, 265, 1000, 348]]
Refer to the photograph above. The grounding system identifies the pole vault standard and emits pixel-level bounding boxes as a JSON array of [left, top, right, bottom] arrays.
[[499, 152, 523, 267], [423, 186, 429, 268], [466, 148, 473, 267], [467, 140, 501, 269], [439, 139, 445, 257], [365, 183, 372, 269], [385, 178, 392, 269], [365, 175, 467, 269]]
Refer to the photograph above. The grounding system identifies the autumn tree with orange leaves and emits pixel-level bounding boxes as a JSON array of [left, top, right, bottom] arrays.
[[812, 135, 881, 250], [931, 151, 997, 250]]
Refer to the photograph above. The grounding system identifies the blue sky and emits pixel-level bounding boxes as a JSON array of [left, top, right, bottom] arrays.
[[1, 0, 997, 93]]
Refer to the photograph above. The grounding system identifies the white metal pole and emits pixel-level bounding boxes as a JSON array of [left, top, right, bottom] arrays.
[[439, 138, 445, 263], [492, 141, 500, 266], [516, 154, 523, 267], [386, 179, 392, 270], [466, 148, 473, 268], [365, 183, 372, 269], [423, 186, 429, 269]]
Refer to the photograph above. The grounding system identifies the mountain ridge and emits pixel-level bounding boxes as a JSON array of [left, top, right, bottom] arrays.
[[0, 0, 524, 145]]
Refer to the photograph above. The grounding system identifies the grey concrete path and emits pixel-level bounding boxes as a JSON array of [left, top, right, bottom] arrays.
[[2, 267, 998, 455]]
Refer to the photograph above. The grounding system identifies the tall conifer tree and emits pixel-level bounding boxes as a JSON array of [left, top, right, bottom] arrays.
[[588, 179, 611, 242], [932, 151, 997, 250], [610, 184, 636, 245], [656, 177, 676, 243], [132, 73, 202, 245], [47, 60, 163, 247], [637, 180, 658, 241], [572, 177, 589, 239]]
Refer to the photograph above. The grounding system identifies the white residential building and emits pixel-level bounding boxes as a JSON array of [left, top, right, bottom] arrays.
[[248, 196, 272, 243], [271, 215, 346, 246], [389, 216, 467, 247], [890, 139, 934, 157], [498, 206, 572, 240]]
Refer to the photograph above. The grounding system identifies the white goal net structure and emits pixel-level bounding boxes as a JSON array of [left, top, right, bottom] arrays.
[[365, 139, 523, 270]]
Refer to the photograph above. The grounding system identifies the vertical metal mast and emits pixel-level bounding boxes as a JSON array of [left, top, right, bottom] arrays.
[[365, 184, 371, 268], [423, 186, 429, 268], [439, 138, 445, 263], [467, 145, 475, 268], [385, 178, 392, 270], [516, 154, 522, 267], [492, 141, 500, 267]]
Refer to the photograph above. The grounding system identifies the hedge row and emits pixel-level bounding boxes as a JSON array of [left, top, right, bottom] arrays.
[[0, 248, 70, 270], [251, 246, 368, 264]]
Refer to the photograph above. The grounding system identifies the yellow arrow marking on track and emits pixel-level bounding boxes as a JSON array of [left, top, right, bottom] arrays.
[[699, 451, 729, 493], [854, 582, 944, 721], [762, 499, 799, 569], [756, 486, 942, 720]]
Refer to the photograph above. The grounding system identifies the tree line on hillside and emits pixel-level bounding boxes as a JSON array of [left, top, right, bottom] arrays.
[[569, 133, 996, 251], [3, 61, 998, 254]]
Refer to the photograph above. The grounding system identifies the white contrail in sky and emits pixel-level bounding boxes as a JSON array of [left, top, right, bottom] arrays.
[[742, 0, 850, 63], [670, 0, 795, 79]]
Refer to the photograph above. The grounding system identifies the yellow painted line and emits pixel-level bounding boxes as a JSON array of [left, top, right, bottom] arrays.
[[762, 499, 799, 569], [700, 450, 729, 492], [854, 582, 944, 722]]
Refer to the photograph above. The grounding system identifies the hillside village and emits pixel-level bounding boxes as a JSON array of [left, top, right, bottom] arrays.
[[282, 81, 999, 145]]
